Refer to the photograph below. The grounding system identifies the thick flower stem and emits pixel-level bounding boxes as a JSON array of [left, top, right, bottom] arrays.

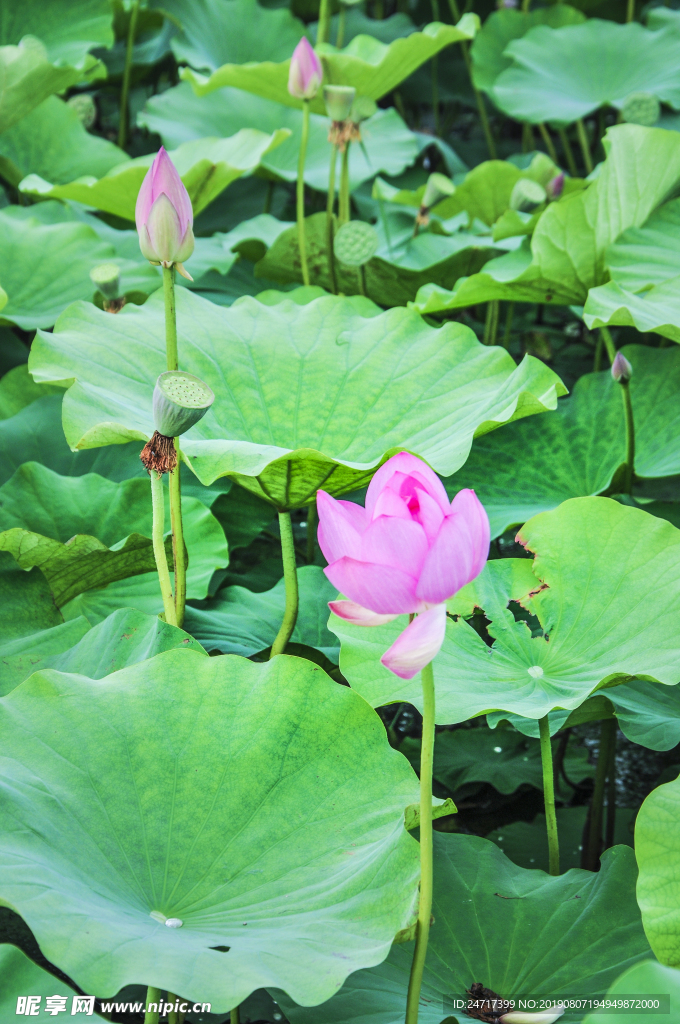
[[297, 100, 311, 286], [620, 381, 636, 494], [539, 715, 560, 876], [599, 325, 616, 364], [339, 143, 351, 225], [118, 0, 140, 150], [447, 0, 496, 159], [145, 987, 161, 1024], [483, 300, 499, 345], [167, 994, 180, 1024], [585, 718, 617, 870], [150, 471, 176, 626], [337, 3, 347, 47], [557, 127, 578, 178], [576, 118, 593, 175], [162, 265, 186, 624], [230, 1007, 240, 1024], [537, 122, 558, 165], [405, 660, 435, 1024], [306, 499, 317, 564], [270, 511, 299, 657], [317, 0, 331, 43], [326, 144, 339, 293]]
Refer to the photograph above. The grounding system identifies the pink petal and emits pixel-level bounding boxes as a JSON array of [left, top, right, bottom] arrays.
[[361, 515, 428, 578], [366, 452, 449, 518], [316, 490, 366, 563], [288, 37, 322, 99], [411, 486, 445, 542], [328, 600, 398, 626], [372, 485, 411, 520], [381, 604, 447, 680], [151, 147, 193, 236], [416, 493, 490, 604], [324, 557, 422, 615], [144, 193, 182, 264]]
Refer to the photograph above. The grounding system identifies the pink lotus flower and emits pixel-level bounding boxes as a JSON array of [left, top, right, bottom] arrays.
[[318, 452, 490, 680], [135, 147, 194, 273], [288, 37, 323, 100]]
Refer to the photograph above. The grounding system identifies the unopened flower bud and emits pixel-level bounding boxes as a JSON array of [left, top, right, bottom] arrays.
[[135, 147, 194, 272], [288, 37, 322, 100], [611, 351, 633, 383], [67, 93, 96, 130], [153, 371, 215, 438], [621, 92, 660, 127], [498, 0, 518, 7], [500, 1007, 565, 1024], [90, 263, 121, 300], [324, 85, 355, 122], [422, 172, 455, 211], [509, 178, 547, 213], [546, 173, 564, 201]]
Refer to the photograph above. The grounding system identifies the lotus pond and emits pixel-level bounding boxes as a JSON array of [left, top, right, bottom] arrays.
[[3, 0, 680, 1022]]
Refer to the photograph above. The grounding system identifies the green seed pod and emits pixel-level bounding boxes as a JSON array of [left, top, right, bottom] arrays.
[[349, 95, 377, 124], [333, 221, 379, 267], [67, 93, 96, 130], [153, 370, 215, 437], [621, 92, 660, 127], [422, 172, 455, 211], [89, 263, 121, 300], [509, 178, 547, 213], [324, 85, 356, 122]]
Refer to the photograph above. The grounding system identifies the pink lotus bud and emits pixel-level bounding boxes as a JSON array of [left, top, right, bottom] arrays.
[[611, 351, 632, 382], [498, 0, 518, 7], [288, 37, 322, 100], [135, 147, 194, 268], [319, 452, 489, 680], [500, 1006, 565, 1024], [546, 173, 564, 200]]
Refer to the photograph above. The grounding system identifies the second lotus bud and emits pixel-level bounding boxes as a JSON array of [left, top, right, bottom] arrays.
[[611, 352, 633, 383], [288, 37, 323, 100], [135, 147, 195, 270]]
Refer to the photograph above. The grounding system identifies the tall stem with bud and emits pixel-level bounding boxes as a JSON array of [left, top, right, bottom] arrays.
[[297, 100, 311, 287]]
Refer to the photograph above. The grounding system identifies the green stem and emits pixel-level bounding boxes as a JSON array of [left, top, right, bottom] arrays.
[[585, 718, 616, 871], [604, 729, 617, 850], [539, 716, 559, 876], [118, 0, 140, 150], [162, 266, 186, 625], [231, 1008, 240, 1024], [306, 500, 317, 564], [447, 0, 496, 159], [620, 380, 635, 494], [502, 302, 514, 349], [405, 660, 435, 1024], [263, 179, 275, 214], [163, 265, 178, 371], [537, 122, 558, 165], [431, 55, 441, 137], [167, 994, 179, 1024], [557, 127, 579, 178], [144, 987, 161, 1024], [599, 325, 616, 364], [626, 0, 634, 22], [326, 144, 338, 293], [337, 3, 346, 47], [576, 118, 593, 175], [339, 142, 351, 224], [270, 511, 299, 657], [483, 300, 499, 345], [522, 122, 534, 153], [360, 263, 368, 297], [150, 472, 176, 626], [593, 331, 604, 372], [521, 0, 531, 10], [317, 0, 331, 43], [297, 100, 311, 286]]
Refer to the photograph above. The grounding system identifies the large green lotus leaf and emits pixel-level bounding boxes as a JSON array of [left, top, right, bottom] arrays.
[[0, 0, 113, 68], [0, 95, 124, 187], [139, 83, 418, 193], [636, 775, 680, 966], [470, 5, 585, 94], [278, 833, 650, 1024], [583, 960, 680, 1024], [19, 129, 291, 221], [182, 17, 479, 115], [161, 0, 304, 71], [444, 345, 680, 538], [584, 279, 680, 344], [0, 364, 62, 420], [412, 124, 680, 313], [606, 680, 680, 752], [0, 945, 75, 1022], [492, 20, 680, 126], [185, 565, 339, 661], [330, 499, 680, 723], [0, 463, 229, 608], [29, 288, 566, 509], [0, 606, 204, 695], [0, 550, 62, 642], [255, 212, 508, 307], [0, 652, 420, 1007]]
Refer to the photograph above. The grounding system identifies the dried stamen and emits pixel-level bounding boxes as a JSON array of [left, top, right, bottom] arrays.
[[140, 431, 177, 475]]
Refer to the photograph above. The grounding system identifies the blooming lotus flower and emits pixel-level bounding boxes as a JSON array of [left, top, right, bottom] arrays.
[[611, 351, 633, 383], [318, 452, 489, 679], [288, 37, 322, 100], [135, 147, 194, 275]]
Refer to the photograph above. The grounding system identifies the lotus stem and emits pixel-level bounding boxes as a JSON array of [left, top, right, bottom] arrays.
[[447, 0, 496, 159], [150, 471, 176, 626], [326, 144, 339, 293], [626, 0, 634, 22], [600, 325, 616, 364], [431, 57, 441, 137], [522, 0, 531, 11], [539, 716, 560, 876], [576, 118, 593, 175], [317, 0, 331, 43], [167, 994, 180, 1024], [538, 123, 558, 165], [620, 378, 635, 494], [522, 122, 534, 153], [557, 127, 578, 178], [118, 0, 140, 149], [483, 300, 499, 345], [263, 179, 275, 214], [231, 1008, 240, 1024], [270, 511, 300, 657], [144, 987, 161, 1024], [502, 302, 514, 349], [405, 659, 435, 1024], [163, 266, 187, 625], [307, 500, 317, 563], [605, 731, 617, 850], [297, 100, 312, 286], [584, 718, 617, 870], [339, 142, 351, 225], [337, 3, 346, 47]]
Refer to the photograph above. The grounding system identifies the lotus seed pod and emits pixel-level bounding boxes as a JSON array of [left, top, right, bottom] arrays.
[[153, 370, 215, 437], [621, 92, 660, 127], [611, 351, 633, 383], [422, 172, 455, 211], [333, 221, 379, 267], [89, 263, 121, 300], [324, 85, 356, 122], [67, 93, 96, 130], [500, 1007, 565, 1024], [350, 95, 377, 124], [509, 178, 547, 213]]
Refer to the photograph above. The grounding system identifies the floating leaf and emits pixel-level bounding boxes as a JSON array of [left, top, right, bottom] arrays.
[[182, 18, 479, 115], [278, 833, 650, 1024], [636, 775, 680, 967], [330, 499, 680, 722], [0, 653, 419, 1007], [29, 288, 566, 509]]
